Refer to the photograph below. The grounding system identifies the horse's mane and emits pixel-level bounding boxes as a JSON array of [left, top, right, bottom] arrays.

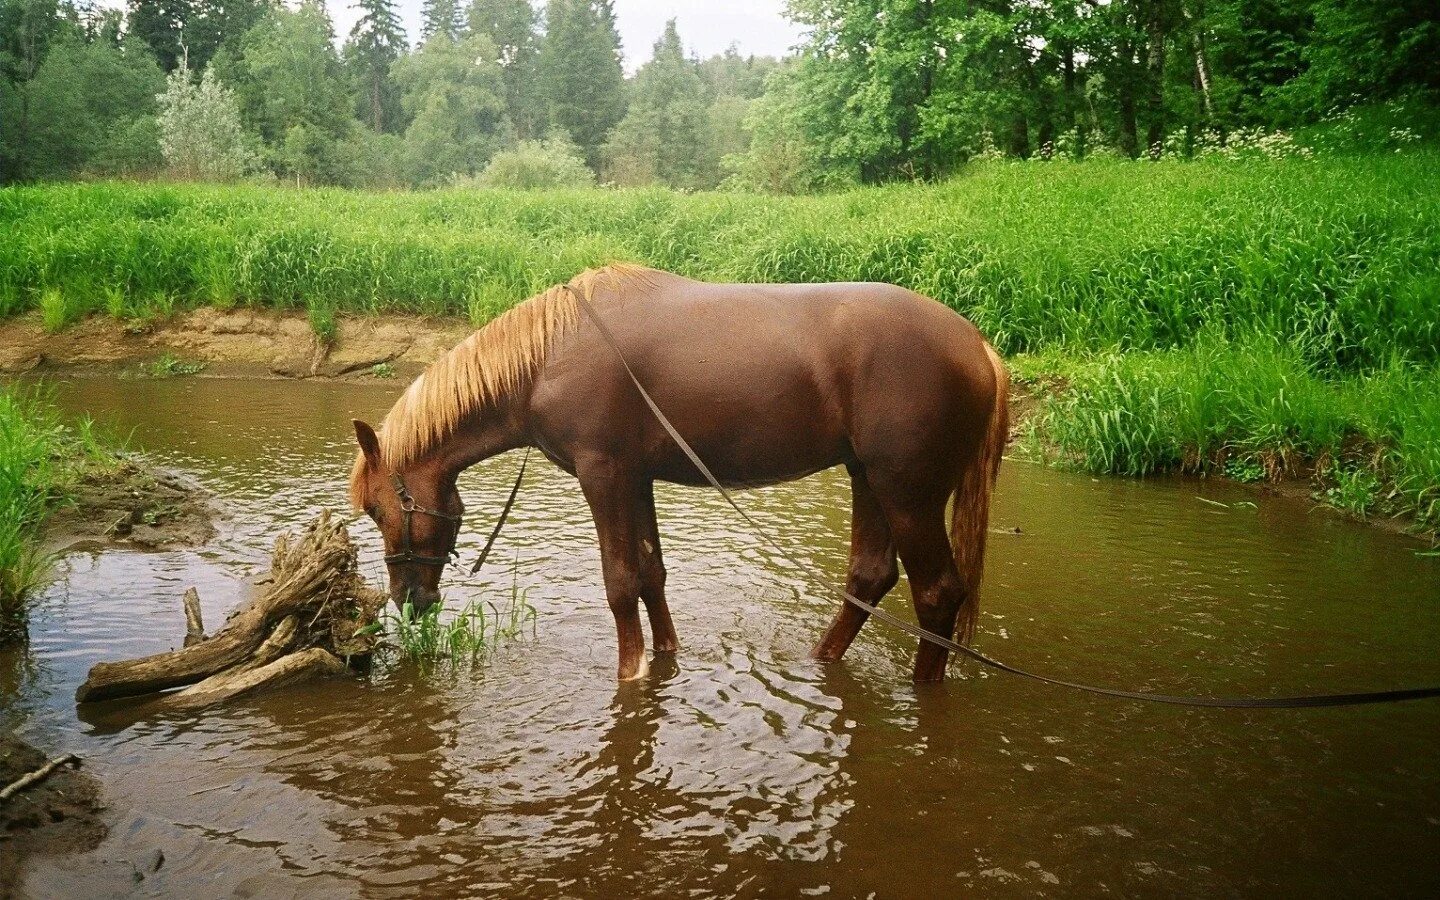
[[353, 263, 658, 495]]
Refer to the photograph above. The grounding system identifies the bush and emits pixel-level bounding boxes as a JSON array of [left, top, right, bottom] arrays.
[[158, 67, 260, 182], [472, 136, 595, 190]]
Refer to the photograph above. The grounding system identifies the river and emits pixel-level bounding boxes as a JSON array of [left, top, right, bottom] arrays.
[[5, 376, 1439, 897]]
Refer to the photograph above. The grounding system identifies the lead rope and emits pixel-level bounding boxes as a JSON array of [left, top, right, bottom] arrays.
[[566, 285, 1440, 708], [470, 447, 530, 576]]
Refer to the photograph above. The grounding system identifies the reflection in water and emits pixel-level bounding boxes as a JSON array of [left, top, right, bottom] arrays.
[[3, 376, 1438, 897]]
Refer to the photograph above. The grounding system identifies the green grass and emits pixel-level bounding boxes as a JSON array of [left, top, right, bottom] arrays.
[[2, 154, 1436, 371], [385, 584, 538, 667], [0, 386, 121, 639], [2, 154, 1438, 533], [1020, 337, 1440, 533], [137, 352, 206, 377]]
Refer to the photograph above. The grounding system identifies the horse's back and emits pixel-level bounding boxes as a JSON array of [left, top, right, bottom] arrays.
[[534, 273, 997, 486]]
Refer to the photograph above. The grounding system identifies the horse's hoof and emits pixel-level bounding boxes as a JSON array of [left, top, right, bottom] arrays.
[[617, 654, 650, 681]]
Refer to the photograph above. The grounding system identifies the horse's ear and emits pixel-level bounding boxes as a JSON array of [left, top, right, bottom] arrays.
[[352, 419, 382, 469]]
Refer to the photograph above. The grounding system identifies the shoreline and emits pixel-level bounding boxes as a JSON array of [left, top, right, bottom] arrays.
[[3, 309, 1433, 545]]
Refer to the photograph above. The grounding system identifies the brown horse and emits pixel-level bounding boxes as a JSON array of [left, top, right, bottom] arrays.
[[350, 265, 1008, 682]]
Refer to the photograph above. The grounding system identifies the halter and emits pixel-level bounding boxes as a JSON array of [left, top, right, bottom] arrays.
[[383, 472, 461, 569]]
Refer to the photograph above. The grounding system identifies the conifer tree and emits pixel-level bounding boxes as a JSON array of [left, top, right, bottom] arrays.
[[466, 0, 542, 136], [603, 19, 711, 188], [420, 0, 460, 43], [345, 0, 406, 132], [537, 0, 624, 167]]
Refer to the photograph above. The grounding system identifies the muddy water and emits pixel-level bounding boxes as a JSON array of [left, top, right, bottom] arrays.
[[5, 377, 1440, 898]]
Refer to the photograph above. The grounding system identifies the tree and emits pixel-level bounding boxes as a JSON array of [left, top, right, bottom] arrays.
[[22, 30, 166, 177], [476, 132, 594, 188], [345, 0, 406, 132], [1277, 0, 1440, 119], [466, 0, 543, 137], [420, 0, 460, 43], [127, 0, 192, 71], [157, 64, 257, 180], [1, 0, 72, 180], [603, 19, 712, 188], [537, 0, 625, 168], [235, 0, 353, 181], [394, 31, 511, 183]]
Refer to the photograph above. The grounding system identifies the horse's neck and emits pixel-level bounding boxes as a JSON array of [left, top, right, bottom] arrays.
[[427, 397, 529, 479]]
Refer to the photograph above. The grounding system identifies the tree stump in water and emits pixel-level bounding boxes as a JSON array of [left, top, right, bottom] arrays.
[[75, 511, 385, 708]]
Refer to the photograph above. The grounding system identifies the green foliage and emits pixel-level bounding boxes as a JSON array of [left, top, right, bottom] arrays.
[[466, 0, 544, 138], [4, 154, 1437, 374], [307, 301, 337, 344], [139, 352, 206, 377], [1030, 340, 1440, 530], [1223, 456, 1267, 484], [0, 385, 119, 639], [536, 0, 625, 168], [233, 0, 354, 182], [20, 32, 165, 179], [394, 31, 511, 184], [1320, 464, 1382, 519], [157, 65, 260, 181], [603, 20, 715, 189], [386, 587, 537, 667], [472, 134, 594, 189], [344, 0, 407, 134], [420, 0, 461, 43]]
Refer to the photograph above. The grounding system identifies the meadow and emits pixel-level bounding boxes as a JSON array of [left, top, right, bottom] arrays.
[[2, 154, 1437, 532]]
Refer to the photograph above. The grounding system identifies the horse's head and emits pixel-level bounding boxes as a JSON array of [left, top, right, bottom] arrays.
[[350, 419, 464, 615]]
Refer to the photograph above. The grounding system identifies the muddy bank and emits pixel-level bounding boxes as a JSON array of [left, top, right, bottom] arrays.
[[0, 734, 108, 897], [0, 308, 473, 380], [45, 455, 216, 553]]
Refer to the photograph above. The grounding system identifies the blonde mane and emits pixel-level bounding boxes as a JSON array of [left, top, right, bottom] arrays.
[[351, 264, 658, 500]]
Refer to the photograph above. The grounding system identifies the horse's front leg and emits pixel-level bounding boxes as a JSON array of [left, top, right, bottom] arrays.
[[578, 460, 649, 681]]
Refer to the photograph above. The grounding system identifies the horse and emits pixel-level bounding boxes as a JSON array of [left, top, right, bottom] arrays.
[[349, 264, 1009, 682]]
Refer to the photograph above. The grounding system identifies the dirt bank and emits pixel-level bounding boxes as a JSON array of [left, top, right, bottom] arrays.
[[0, 308, 474, 380], [0, 734, 107, 898], [44, 455, 216, 553]]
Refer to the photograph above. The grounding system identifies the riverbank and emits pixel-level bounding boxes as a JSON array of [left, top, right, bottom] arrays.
[[0, 733, 108, 898], [0, 306, 468, 380], [4, 309, 1434, 543], [0, 386, 216, 643]]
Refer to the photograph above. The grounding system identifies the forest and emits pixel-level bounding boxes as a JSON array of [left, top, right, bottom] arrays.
[[2, 0, 1437, 189]]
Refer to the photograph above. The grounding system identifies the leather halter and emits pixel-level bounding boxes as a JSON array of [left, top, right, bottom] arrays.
[[383, 472, 461, 569]]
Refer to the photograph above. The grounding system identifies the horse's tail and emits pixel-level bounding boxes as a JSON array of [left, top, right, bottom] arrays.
[[948, 342, 1009, 645]]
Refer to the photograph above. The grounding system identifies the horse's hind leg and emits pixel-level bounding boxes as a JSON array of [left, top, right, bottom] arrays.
[[578, 461, 649, 681], [637, 481, 678, 653], [876, 493, 965, 683], [812, 464, 899, 662]]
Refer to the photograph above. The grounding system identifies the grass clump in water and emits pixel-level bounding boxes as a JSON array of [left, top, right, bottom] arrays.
[[385, 586, 538, 668], [138, 353, 206, 377], [0, 386, 120, 640]]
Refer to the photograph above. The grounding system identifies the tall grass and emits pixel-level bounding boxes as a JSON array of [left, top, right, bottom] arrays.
[[3, 156, 1437, 530], [1026, 338, 1440, 532], [2, 154, 1437, 371], [0, 387, 70, 638], [386, 587, 538, 667]]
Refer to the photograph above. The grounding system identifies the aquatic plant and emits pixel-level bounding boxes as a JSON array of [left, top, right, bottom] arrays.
[[139, 353, 207, 377], [385, 584, 538, 667]]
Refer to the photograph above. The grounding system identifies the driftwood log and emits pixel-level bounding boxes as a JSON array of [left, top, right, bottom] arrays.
[[75, 511, 385, 708]]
